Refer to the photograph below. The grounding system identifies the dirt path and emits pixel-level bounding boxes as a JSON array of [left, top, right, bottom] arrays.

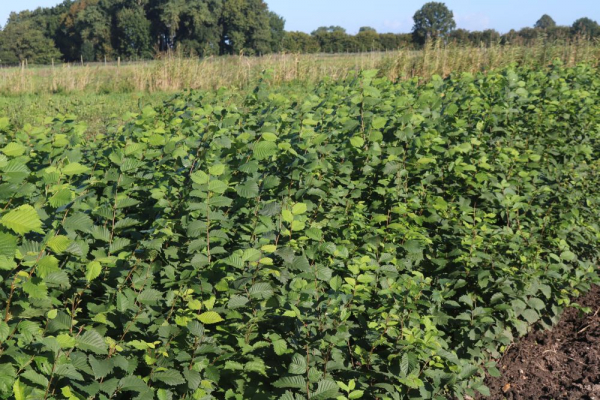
[[483, 285, 600, 399]]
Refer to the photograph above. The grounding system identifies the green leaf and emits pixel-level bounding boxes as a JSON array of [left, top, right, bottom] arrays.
[[417, 157, 436, 165], [191, 170, 209, 185], [23, 279, 48, 299], [273, 338, 288, 356], [64, 212, 93, 232], [62, 162, 90, 176], [110, 237, 130, 253], [157, 389, 171, 400], [137, 289, 162, 305], [282, 209, 294, 223], [209, 164, 225, 176], [1, 205, 43, 235], [488, 366, 502, 378], [458, 365, 478, 379], [560, 251, 576, 261], [85, 261, 102, 282], [292, 203, 307, 215], [289, 354, 307, 375], [187, 321, 205, 337], [0, 117, 9, 130], [61, 386, 81, 400], [54, 364, 84, 381], [372, 116, 387, 129], [56, 334, 76, 349], [119, 376, 149, 393], [261, 245, 277, 253], [0, 232, 17, 257], [306, 227, 322, 241], [528, 297, 546, 311], [0, 255, 17, 271], [197, 312, 224, 324], [152, 370, 185, 386], [237, 181, 260, 198], [37, 255, 59, 278], [253, 141, 277, 160], [183, 370, 202, 390], [227, 295, 249, 309], [225, 361, 244, 371], [310, 379, 340, 400], [400, 353, 409, 376], [445, 103, 459, 116], [47, 235, 71, 254], [291, 220, 305, 231], [403, 240, 424, 254], [350, 136, 364, 148], [245, 360, 267, 376], [13, 379, 26, 400], [0, 363, 16, 391], [522, 309, 539, 324], [208, 179, 228, 194], [20, 370, 49, 388], [273, 376, 306, 389], [249, 282, 274, 299], [49, 189, 74, 208], [242, 248, 262, 262], [2, 143, 26, 157], [474, 383, 491, 397], [261, 132, 278, 142], [77, 329, 108, 355]]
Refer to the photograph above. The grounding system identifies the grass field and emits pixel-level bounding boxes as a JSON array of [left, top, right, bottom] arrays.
[[3, 40, 599, 133], [2, 39, 599, 96]]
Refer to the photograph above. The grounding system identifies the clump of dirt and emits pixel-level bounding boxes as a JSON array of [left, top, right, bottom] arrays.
[[484, 285, 600, 400]]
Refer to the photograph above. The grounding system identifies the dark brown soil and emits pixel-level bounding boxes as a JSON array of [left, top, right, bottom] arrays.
[[483, 285, 600, 400]]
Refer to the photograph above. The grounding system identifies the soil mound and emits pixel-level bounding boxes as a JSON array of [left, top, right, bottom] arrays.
[[484, 285, 600, 399]]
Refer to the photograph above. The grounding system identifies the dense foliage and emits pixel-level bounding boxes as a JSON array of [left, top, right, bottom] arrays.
[[1, 0, 600, 64], [0, 63, 599, 399], [411, 2, 456, 45], [0, 0, 284, 63]]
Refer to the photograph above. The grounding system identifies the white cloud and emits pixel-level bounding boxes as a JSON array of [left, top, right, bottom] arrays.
[[381, 17, 413, 33], [455, 13, 491, 31]]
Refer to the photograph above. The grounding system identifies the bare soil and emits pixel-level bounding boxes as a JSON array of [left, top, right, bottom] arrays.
[[483, 285, 600, 400]]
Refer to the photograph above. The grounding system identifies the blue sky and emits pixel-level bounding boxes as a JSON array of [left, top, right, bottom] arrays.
[[1, 0, 599, 34]]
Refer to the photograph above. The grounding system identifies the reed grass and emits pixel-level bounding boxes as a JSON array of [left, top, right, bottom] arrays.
[[1, 39, 598, 95]]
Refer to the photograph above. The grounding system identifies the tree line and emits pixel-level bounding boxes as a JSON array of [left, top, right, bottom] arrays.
[[0, 0, 599, 65]]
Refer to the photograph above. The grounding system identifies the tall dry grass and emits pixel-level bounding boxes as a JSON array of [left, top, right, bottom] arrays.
[[1, 39, 599, 95]]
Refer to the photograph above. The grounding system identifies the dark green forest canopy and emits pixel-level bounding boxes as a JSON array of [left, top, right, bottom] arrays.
[[0, 0, 285, 62], [0, 0, 599, 64]]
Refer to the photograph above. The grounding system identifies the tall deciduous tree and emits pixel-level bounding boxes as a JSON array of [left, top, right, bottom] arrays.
[[220, 0, 273, 55], [148, 0, 223, 56], [358, 26, 377, 33], [378, 33, 413, 50], [535, 14, 556, 29], [269, 11, 285, 53], [572, 17, 600, 38], [412, 2, 456, 45], [116, 5, 153, 58], [311, 26, 357, 53], [282, 31, 320, 53], [356, 27, 382, 51], [312, 26, 346, 35], [180, 0, 223, 56], [75, 2, 113, 61], [0, 18, 61, 64]]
